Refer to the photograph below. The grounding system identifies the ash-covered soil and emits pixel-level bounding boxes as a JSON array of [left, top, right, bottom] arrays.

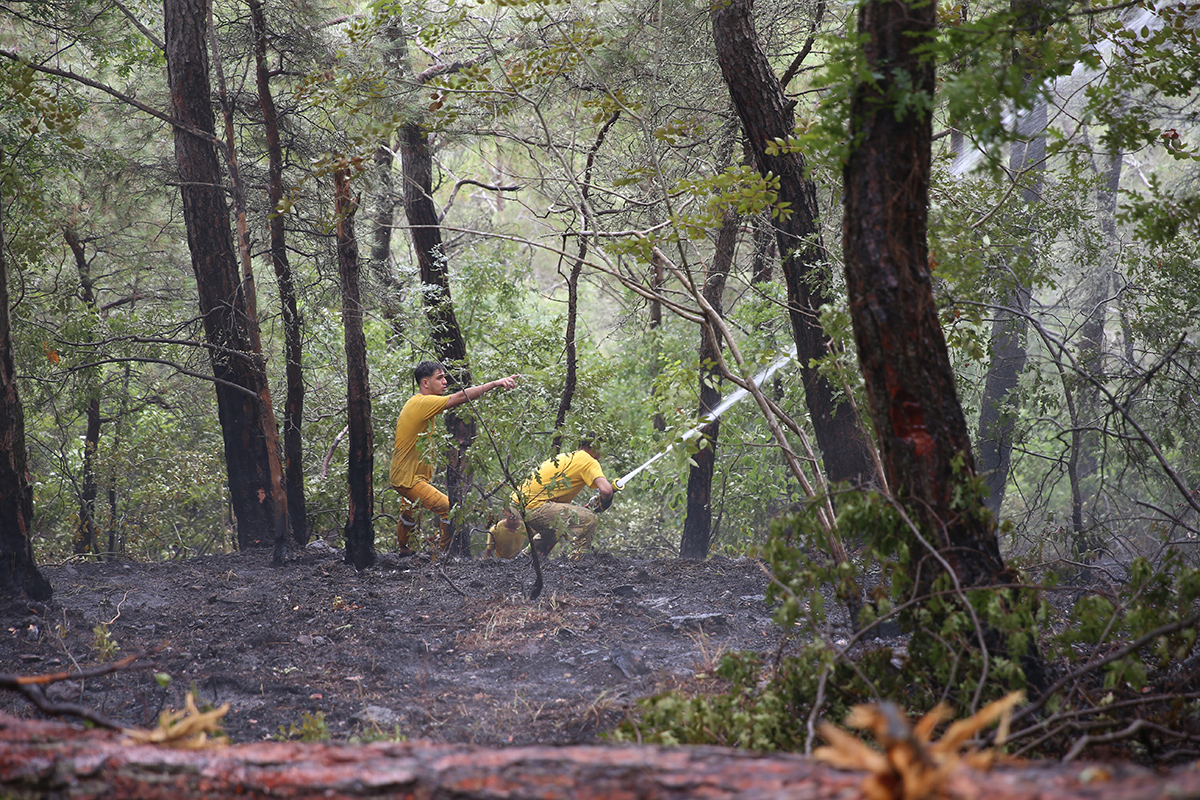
[[0, 542, 788, 745]]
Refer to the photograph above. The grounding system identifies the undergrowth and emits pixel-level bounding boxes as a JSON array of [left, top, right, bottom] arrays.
[[611, 487, 1200, 762]]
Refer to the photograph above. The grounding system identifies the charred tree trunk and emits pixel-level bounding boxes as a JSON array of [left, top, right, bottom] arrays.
[[0, 152, 52, 602], [553, 112, 619, 452], [64, 228, 101, 557], [711, 0, 876, 489], [841, 0, 1014, 595], [401, 121, 475, 556], [335, 170, 375, 570], [251, 0, 308, 546], [680, 210, 737, 559], [164, 0, 288, 551]]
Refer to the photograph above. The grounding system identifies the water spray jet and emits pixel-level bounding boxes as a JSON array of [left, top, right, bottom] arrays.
[[613, 346, 799, 490]]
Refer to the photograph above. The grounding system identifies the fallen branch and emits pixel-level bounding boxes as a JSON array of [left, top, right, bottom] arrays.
[[0, 646, 164, 731]]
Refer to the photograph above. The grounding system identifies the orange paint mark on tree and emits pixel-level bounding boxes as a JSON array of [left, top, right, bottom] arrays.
[[889, 389, 935, 457]]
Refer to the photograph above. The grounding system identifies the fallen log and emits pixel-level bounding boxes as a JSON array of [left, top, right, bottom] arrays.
[[0, 712, 1197, 799]]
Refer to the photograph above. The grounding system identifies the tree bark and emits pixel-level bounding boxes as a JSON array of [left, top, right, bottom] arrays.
[[401, 121, 475, 556], [335, 169, 375, 570], [0, 150, 53, 602], [163, 0, 289, 551], [680, 210, 737, 559], [251, 0, 308, 546], [711, 0, 876, 489], [841, 0, 1012, 595], [1, 713, 1195, 800]]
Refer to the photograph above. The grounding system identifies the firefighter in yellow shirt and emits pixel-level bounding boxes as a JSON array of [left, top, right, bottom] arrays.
[[486, 440, 615, 559], [390, 361, 517, 555]]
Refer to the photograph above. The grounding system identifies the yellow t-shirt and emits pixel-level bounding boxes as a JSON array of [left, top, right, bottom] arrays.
[[513, 450, 605, 511], [389, 393, 450, 489]]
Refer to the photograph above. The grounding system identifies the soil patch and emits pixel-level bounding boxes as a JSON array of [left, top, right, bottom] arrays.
[[0, 543, 786, 745]]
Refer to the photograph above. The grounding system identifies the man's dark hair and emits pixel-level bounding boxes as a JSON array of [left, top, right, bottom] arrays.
[[413, 360, 445, 384]]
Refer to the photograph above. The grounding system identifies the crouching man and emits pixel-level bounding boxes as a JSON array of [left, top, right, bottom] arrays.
[[487, 439, 614, 558]]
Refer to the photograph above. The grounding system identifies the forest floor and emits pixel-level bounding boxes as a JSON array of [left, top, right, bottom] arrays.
[[0, 540, 808, 746]]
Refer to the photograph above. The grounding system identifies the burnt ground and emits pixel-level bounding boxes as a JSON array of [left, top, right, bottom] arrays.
[[0, 541, 792, 746]]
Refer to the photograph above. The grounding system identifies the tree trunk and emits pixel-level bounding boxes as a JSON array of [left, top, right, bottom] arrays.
[[711, 0, 876, 489], [681, 210, 737, 559], [164, 0, 288, 551], [64, 227, 102, 557], [1, 713, 1194, 800], [553, 111, 619, 452], [1070, 147, 1121, 548], [841, 0, 1012, 594], [0, 151, 53, 602], [976, 100, 1045, 517], [369, 15, 409, 342], [370, 142, 406, 340], [335, 169, 375, 570], [251, 0, 308, 546], [401, 121, 475, 556], [107, 362, 134, 557]]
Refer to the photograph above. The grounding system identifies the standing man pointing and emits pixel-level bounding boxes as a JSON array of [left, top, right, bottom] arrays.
[[390, 361, 518, 556]]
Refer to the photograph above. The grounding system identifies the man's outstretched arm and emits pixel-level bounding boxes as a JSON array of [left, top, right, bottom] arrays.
[[445, 374, 518, 409]]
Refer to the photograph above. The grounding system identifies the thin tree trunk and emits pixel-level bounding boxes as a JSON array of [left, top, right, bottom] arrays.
[[553, 111, 619, 452], [711, 0, 876, 489], [1075, 150, 1122, 483], [335, 169, 375, 570], [0, 149, 52, 601], [975, 16, 1048, 518], [681, 210, 737, 559], [369, 15, 409, 341], [107, 362, 133, 558], [64, 227, 101, 557], [369, 142, 405, 340], [401, 121, 475, 557], [977, 281, 1031, 516], [251, 0, 307, 546], [650, 256, 666, 433], [163, 0, 288, 552]]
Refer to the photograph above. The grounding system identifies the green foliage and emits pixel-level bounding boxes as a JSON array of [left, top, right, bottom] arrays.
[[91, 623, 119, 662], [611, 649, 818, 750], [277, 710, 331, 742], [1058, 555, 1200, 689]]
